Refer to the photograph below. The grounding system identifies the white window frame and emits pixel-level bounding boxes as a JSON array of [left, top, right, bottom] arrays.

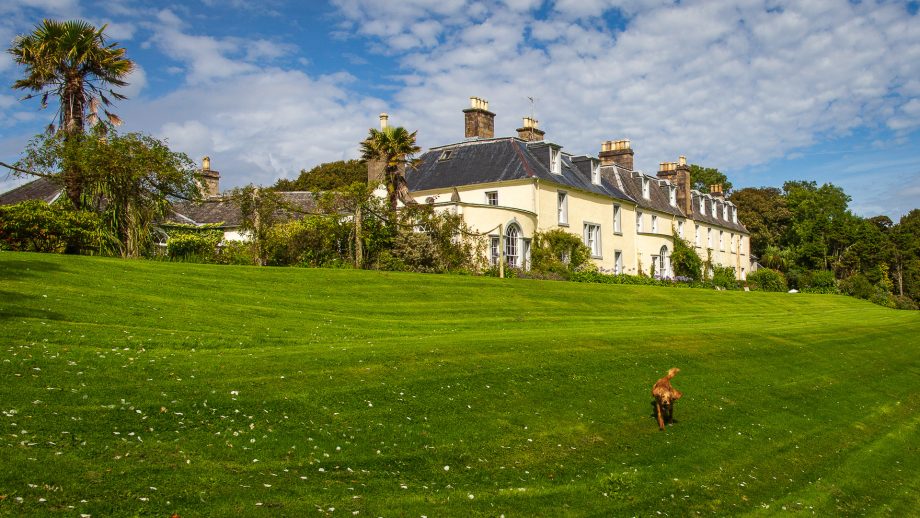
[[730, 233, 736, 253], [642, 177, 650, 199], [613, 204, 622, 234], [550, 148, 562, 174], [584, 223, 602, 258], [733, 208, 738, 224], [557, 191, 568, 225], [485, 191, 498, 206], [699, 197, 706, 215], [719, 230, 724, 251], [739, 235, 745, 255], [651, 214, 658, 233], [694, 226, 700, 247], [678, 220, 685, 239], [669, 186, 677, 207], [707, 227, 713, 248], [723, 204, 729, 221], [636, 211, 644, 233], [614, 250, 623, 274], [489, 236, 500, 266], [506, 225, 520, 268], [591, 161, 600, 185]]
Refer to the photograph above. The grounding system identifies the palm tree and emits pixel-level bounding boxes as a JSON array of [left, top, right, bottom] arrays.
[[360, 126, 421, 212], [8, 19, 135, 206]]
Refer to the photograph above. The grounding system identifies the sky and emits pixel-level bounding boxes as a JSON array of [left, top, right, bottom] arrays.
[[0, 0, 918, 220]]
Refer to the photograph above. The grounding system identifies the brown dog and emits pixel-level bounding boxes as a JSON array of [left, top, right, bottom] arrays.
[[652, 368, 682, 430]]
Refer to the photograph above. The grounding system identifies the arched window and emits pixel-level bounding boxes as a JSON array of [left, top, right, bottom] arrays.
[[506, 224, 520, 268]]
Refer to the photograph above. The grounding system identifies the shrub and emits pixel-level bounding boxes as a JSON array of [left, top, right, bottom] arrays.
[[166, 230, 222, 261], [531, 229, 591, 277], [0, 200, 111, 254], [838, 274, 874, 300], [711, 265, 739, 290], [263, 216, 348, 267], [214, 241, 256, 266], [893, 295, 919, 311], [670, 232, 703, 280], [376, 208, 485, 274], [746, 268, 788, 292]]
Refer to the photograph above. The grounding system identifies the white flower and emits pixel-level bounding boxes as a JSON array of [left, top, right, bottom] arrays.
[[443, 465, 449, 471]]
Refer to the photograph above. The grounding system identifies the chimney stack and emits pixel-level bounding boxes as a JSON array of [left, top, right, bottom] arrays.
[[599, 139, 634, 170], [656, 155, 692, 215], [709, 183, 724, 198], [196, 156, 220, 198], [379, 113, 389, 130], [463, 96, 495, 139], [516, 116, 545, 142]]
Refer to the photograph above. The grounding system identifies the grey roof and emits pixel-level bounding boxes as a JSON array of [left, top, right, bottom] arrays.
[[164, 192, 320, 228], [690, 191, 747, 232], [0, 177, 64, 206], [602, 166, 684, 217], [406, 137, 633, 202]]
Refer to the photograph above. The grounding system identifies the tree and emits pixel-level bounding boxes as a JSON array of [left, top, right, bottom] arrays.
[[782, 181, 857, 270], [729, 187, 791, 258], [17, 126, 199, 257], [689, 164, 732, 193], [670, 230, 703, 280], [360, 126, 420, 212], [273, 160, 367, 191], [8, 19, 134, 206]]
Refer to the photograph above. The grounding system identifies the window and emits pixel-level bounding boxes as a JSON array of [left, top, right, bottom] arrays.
[[557, 191, 568, 225], [651, 214, 658, 233], [719, 230, 724, 251], [523, 239, 532, 270], [550, 148, 562, 174], [642, 177, 650, 199], [699, 197, 706, 215], [439, 150, 453, 161], [591, 161, 600, 185], [614, 250, 624, 274], [733, 208, 738, 224], [613, 204, 622, 234], [490, 236, 500, 266], [678, 220, 685, 238], [730, 233, 736, 253], [694, 226, 700, 247], [669, 186, 677, 207], [636, 211, 644, 232], [707, 227, 712, 248], [723, 204, 729, 221], [506, 225, 520, 267], [486, 191, 498, 206], [584, 223, 602, 258], [739, 236, 745, 255]]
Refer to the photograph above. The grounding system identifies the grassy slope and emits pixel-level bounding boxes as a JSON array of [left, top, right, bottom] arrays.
[[0, 252, 918, 516]]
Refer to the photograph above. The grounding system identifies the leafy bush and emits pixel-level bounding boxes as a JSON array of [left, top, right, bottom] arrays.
[[380, 209, 485, 273], [893, 295, 919, 311], [214, 241, 257, 266], [0, 200, 111, 254], [711, 265, 739, 290], [263, 216, 350, 267], [166, 229, 222, 261], [746, 268, 788, 292], [670, 232, 703, 280], [838, 274, 874, 300], [530, 229, 591, 277]]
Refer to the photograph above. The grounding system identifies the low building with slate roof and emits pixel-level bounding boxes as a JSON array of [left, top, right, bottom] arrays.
[[396, 97, 752, 279]]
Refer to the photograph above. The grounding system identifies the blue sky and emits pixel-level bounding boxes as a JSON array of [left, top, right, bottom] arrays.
[[1, 0, 918, 219]]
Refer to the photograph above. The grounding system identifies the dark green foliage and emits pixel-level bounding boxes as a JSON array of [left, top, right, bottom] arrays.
[[689, 164, 732, 193], [530, 228, 591, 277], [164, 225, 223, 262], [729, 187, 791, 258], [670, 231, 703, 280], [375, 206, 485, 273], [263, 216, 351, 267], [272, 160, 367, 191], [711, 265, 738, 290], [0, 200, 110, 253], [213, 241, 256, 266], [746, 268, 788, 292]]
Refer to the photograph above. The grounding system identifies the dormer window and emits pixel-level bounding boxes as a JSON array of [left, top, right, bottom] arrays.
[[699, 197, 706, 216], [591, 160, 600, 185], [732, 208, 738, 224], [722, 204, 729, 221], [550, 148, 562, 174], [669, 186, 677, 207], [642, 177, 650, 199], [439, 150, 453, 161]]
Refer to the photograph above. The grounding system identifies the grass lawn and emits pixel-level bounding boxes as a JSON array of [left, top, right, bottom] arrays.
[[1, 251, 918, 516]]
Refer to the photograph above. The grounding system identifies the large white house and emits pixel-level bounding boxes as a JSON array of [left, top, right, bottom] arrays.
[[394, 97, 751, 279]]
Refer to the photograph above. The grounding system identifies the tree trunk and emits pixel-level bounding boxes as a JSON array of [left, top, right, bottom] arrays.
[[354, 203, 363, 269], [253, 188, 263, 266]]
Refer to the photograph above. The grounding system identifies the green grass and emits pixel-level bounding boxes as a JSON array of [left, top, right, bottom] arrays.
[[1, 252, 918, 516]]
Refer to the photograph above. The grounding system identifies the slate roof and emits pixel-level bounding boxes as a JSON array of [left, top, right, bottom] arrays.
[[0, 177, 64, 206], [690, 190, 747, 233], [164, 192, 320, 228], [602, 166, 684, 217], [406, 137, 633, 202]]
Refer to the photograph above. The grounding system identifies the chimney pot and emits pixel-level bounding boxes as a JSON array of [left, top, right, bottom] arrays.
[[202, 156, 210, 171], [599, 138, 634, 169], [379, 113, 389, 130], [464, 96, 495, 139], [678, 155, 687, 166]]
